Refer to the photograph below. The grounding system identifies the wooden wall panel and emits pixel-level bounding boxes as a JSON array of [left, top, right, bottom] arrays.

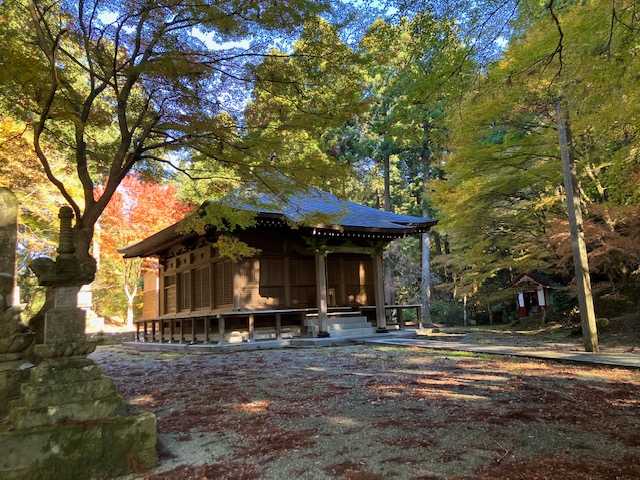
[[150, 229, 379, 318], [342, 255, 373, 306], [141, 268, 159, 319], [178, 271, 191, 311], [192, 266, 211, 310], [164, 275, 177, 313], [214, 260, 233, 307], [257, 256, 285, 306], [290, 256, 315, 307]]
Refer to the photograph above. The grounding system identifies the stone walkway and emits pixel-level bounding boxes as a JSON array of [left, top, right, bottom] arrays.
[[362, 337, 640, 369], [123, 330, 416, 353]]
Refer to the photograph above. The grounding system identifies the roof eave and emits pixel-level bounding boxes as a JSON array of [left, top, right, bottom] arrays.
[[120, 213, 437, 259]]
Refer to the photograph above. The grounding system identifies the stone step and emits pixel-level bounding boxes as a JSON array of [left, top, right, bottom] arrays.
[[326, 327, 376, 338], [306, 310, 361, 318], [329, 322, 372, 331], [328, 315, 369, 325]]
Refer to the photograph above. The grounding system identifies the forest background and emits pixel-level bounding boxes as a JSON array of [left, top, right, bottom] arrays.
[[1, 0, 638, 328]]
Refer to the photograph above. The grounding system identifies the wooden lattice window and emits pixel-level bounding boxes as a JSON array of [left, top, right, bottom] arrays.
[[214, 260, 233, 307], [193, 266, 211, 310], [164, 274, 176, 314], [178, 271, 191, 311]]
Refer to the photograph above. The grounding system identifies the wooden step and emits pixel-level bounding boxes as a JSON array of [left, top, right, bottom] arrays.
[[305, 311, 361, 318]]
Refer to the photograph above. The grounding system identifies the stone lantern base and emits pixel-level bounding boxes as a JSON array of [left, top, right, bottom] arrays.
[[0, 204, 157, 479], [0, 296, 157, 479], [0, 356, 157, 480]]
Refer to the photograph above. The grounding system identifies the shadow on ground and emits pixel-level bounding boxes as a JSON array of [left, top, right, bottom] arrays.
[[92, 344, 640, 480]]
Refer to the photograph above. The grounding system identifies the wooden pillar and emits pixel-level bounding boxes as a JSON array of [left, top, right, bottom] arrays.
[[176, 269, 182, 312], [232, 263, 241, 310], [416, 305, 422, 329], [190, 268, 195, 313], [373, 250, 387, 332], [209, 263, 215, 309], [151, 320, 157, 342], [191, 319, 196, 343], [398, 308, 405, 330], [204, 317, 210, 343], [315, 250, 330, 337], [179, 320, 184, 343], [159, 265, 165, 316], [248, 314, 255, 342], [169, 319, 175, 342], [135, 322, 141, 342], [275, 313, 282, 340], [218, 315, 226, 345], [160, 320, 165, 343]]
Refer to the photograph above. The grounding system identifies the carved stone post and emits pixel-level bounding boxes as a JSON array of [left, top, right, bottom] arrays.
[[0, 188, 18, 308], [0, 188, 34, 418], [29, 207, 93, 357]]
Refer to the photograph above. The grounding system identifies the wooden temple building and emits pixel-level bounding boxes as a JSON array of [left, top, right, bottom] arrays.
[[121, 190, 435, 343]]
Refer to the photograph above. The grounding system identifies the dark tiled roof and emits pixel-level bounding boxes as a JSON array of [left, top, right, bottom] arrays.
[[120, 190, 435, 258], [229, 190, 434, 231]]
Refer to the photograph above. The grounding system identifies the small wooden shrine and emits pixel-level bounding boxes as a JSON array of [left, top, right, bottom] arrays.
[[513, 273, 552, 318]]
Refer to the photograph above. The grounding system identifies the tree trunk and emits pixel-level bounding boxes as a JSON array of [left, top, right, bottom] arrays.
[[420, 122, 433, 326], [126, 300, 135, 330], [71, 221, 98, 285], [383, 152, 392, 212], [125, 288, 137, 330], [383, 254, 395, 306], [463, 295, 467, 326], [420, 232, 431, 326], [556, 99, 599, 352], [381, 152, 395, 306], [433, 230, 442, 255], [123, 258, 143, 330]]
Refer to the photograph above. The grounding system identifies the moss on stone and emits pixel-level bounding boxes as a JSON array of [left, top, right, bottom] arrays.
[[0, 410, 157, 480]]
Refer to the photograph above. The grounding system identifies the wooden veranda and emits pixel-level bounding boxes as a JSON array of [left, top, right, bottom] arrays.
[[135, 304, 423, 344]]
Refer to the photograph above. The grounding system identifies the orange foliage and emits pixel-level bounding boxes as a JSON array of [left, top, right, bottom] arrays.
[[98, 176, 192, 260], [547, 205, 640, 290]]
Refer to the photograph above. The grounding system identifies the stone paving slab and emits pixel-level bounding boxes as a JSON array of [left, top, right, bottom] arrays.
[[362, 337, 640, 369], [123, 330, 417, 353]]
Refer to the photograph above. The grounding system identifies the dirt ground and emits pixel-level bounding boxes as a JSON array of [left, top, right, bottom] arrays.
[[92, 344, 640, 480], [434, 314, 640, 354]]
